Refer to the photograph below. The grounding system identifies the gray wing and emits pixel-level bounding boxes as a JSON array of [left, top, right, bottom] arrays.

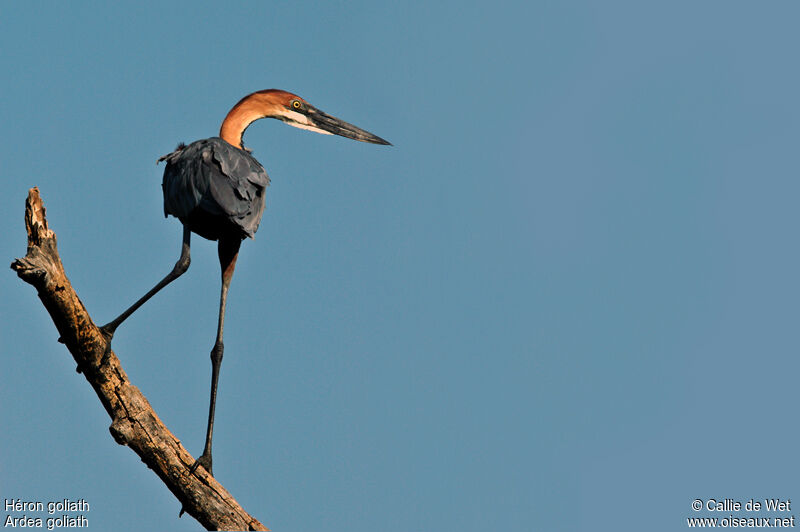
[[161, 137, 270, 239]]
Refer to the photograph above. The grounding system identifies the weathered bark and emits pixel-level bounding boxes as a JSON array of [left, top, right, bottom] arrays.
[[10, 188, 268, 532]]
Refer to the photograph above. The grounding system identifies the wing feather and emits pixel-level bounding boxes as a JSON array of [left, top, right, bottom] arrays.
[[161, 137, 270, 240]]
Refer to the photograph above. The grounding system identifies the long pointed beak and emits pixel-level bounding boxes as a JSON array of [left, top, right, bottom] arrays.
[[307, 107, 391, 145]]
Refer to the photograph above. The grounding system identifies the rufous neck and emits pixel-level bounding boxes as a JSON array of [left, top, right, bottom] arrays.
[[219, 100, 267, 149]]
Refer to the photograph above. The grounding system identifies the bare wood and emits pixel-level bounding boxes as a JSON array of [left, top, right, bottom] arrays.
[[10, 188, 268, 532]]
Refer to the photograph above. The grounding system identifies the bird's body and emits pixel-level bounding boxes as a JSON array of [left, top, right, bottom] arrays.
[[160, 138, 270, 241], [101, 89, 389, 478]]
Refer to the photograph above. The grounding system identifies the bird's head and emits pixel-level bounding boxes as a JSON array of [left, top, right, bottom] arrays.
[[220, 89, 390, 149]]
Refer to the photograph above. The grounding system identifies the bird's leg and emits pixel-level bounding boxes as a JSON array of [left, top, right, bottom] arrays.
[[190, 237, 241, 477], [100, 226, 192, 343]]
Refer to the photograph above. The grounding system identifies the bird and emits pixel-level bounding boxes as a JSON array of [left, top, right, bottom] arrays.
[[100, 89, 390, 476]]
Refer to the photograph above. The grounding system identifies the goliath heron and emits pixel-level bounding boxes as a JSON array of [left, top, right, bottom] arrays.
[[101, 89, 390, 476]]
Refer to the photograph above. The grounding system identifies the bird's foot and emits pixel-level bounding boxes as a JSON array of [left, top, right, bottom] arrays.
[[98, 323, 117, 355], [98, 322, 116, 343], [189, 452, 213, 477], [179, 453, 213, 517]]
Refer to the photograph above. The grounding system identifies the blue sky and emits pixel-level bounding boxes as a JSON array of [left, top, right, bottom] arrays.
[[2, 2, 799, 531]]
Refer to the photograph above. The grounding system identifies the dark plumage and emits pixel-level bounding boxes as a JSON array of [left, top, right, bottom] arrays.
[[101, 89, 389, 478], [160, 137, 270, 241]]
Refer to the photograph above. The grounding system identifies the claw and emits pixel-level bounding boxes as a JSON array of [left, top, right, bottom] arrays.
[[180, 454, 213, 517], [189, 453, 213, 477], [99, 323, 116, 342], [98, 323, 116, 357]]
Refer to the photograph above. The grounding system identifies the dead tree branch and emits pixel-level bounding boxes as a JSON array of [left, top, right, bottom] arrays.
[[10, 187, 268, 532]]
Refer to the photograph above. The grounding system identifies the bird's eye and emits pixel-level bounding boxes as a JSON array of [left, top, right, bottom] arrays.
[[291, 100, 302, 110]]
